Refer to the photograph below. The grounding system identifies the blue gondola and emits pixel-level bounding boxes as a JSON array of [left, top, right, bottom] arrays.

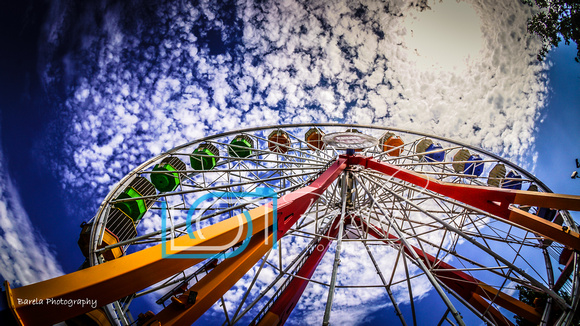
[[501, 171, 522, 190], [464, 155, 484, 177], [425, 143, 445, 162]]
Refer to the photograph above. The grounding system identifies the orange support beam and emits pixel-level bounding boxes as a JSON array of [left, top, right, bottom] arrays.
[[150, 232, 274, 325], [146, 159, 347, 325], [508, 207, 580, 250], [4, 158, 347, 326], [347, 155, 580, 251], [512, 191, 580, 211], [4, 204, 269, 326], [464, 293, 514, 326], [474, 283, 539, 324]]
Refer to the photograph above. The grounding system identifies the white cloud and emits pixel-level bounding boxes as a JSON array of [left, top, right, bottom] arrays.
[[0, 149, 63, 287], [39, 0, 549, 323]]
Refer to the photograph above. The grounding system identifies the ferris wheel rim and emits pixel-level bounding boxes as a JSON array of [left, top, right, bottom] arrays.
[[84, 123, 578, 326]]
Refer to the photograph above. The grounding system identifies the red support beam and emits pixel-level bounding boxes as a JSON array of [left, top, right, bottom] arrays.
[[346, 155, 580, 251], [275, 157, 347, 237], [255, 215, 343, 326], [554, 253, 574, 292], [352, 217, 540, 325]]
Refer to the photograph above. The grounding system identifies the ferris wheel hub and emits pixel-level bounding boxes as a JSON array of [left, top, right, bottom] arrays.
[[322, 132, 379, 150]]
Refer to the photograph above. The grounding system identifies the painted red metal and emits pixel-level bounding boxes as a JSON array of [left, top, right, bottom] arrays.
[[258, 214, 343, 326], [275, 157, 347, 238], [351, 217, 539, 325], [554, 252, 574, 292], [345, 155, 580, 251]]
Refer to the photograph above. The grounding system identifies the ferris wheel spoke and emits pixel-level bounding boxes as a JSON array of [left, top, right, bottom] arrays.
[[284, 128, 334, 160], [372, 136, 428, 162], [354, 174, 467, 326], [393, 229, 528, 285], [206, 138, 328, 166], [361, 173, 455, 263], [359, 216, 542, 325], [227, 248, 273, 324], [230, 215, 339, 324], [30, 124, 576, 326], [359, 170, 571, 310], [362, 230, 410, 325], [322, 172, 349, 326], [378, 144, 462, 166], [459, 229, 541, 247], [183, 171, 317, 193], [186, 153, 329, 168], [247, 134, 329, 164]]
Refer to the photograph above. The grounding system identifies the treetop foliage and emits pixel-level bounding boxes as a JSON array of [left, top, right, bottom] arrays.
[[524, 0, 580, 62]]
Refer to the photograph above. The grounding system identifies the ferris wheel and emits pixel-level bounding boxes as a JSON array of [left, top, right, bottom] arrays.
[[3, 123, 580, 326]]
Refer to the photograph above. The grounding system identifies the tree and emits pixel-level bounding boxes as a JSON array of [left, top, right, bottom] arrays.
[[515, 285, 580, 325], [514, 285, 546, 326], [524, 0, 580, 62]]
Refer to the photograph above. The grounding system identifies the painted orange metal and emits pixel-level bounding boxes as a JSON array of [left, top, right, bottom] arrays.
[[508, 207, 580, 250], [257, 312, 280, 325], [347, 155, 580, 251], [4, 158, 347, 326], [144, 158, 348, 325], [5, 205, 265, 326], [464, 293, 514, 326], [150, 232, 274, 325], [512, 191, 580, 211]]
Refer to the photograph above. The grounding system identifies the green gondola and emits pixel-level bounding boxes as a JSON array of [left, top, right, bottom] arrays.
[[228, 134, 254, 158], [151, 157, 186, 192], [191, 143, 220, 170], [114, 176, 156, 223]]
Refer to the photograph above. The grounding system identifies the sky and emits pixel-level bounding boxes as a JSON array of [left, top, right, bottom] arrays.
[[0, 0, 579, 325]]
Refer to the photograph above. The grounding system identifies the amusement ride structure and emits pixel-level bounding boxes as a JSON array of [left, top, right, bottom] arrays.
[[2, 123, 580, 325]]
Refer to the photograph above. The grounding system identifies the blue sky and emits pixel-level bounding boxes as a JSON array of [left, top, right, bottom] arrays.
[[534, 43, 580, 223], [0, 0, 579, 325]]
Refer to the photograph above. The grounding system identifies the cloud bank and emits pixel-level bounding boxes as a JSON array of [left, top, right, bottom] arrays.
[[0, 146, 63, 287], [41, 0, 547, 205], [38, 0, 549, 324]]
